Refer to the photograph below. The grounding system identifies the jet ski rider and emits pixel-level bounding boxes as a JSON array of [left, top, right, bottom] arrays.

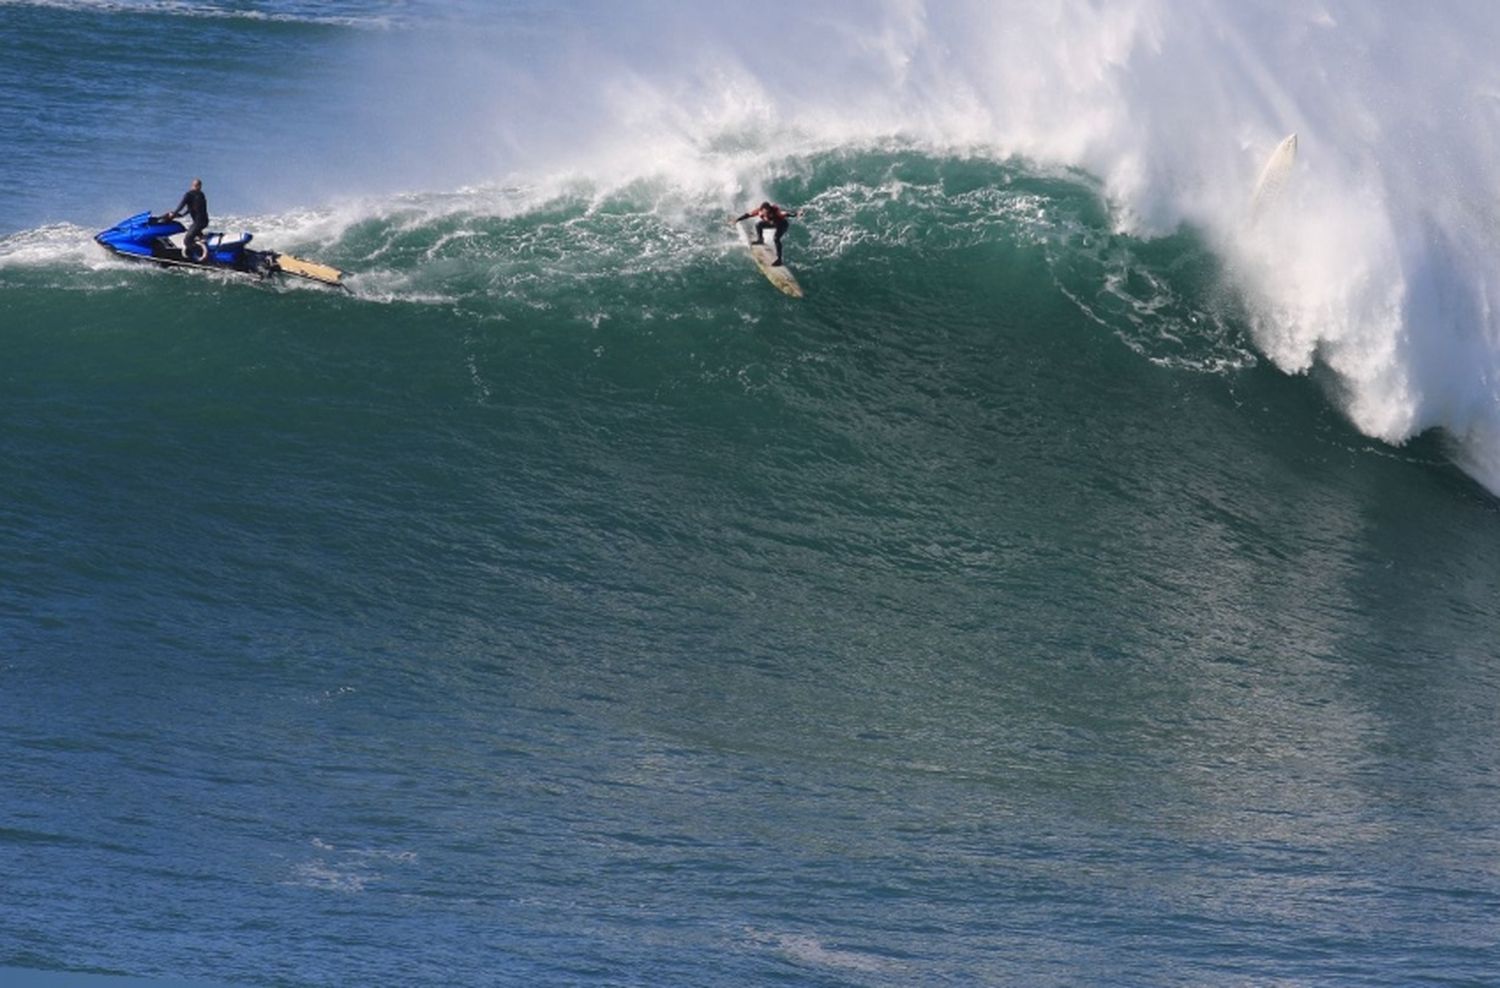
[[167, 178, 209, 261]]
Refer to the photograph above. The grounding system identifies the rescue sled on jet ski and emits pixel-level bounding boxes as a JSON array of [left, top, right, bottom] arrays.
[[94, 212, 347, 289]]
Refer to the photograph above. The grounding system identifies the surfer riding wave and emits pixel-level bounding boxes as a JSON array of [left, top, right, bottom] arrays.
[[731, 201, 803, 266]]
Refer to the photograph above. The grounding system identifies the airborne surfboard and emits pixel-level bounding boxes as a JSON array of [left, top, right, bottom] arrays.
[[1251, 132, 1298, 220]]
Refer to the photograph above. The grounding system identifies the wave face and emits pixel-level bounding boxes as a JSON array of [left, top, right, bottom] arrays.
[[388, 0, 1500, 492]]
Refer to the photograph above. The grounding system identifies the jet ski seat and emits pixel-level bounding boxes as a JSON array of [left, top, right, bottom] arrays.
[[204, 232, 254, 250]]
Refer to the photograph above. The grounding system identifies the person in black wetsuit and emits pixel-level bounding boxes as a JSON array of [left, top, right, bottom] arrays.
[[167, 178, 209, 261], [730, 201, 803, 266]]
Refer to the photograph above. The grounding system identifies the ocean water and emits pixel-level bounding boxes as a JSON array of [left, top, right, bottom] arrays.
[[6, 2, 1500, 986]]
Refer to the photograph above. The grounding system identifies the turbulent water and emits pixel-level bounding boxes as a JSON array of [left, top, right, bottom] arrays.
[[6, 2, 1500, 986]]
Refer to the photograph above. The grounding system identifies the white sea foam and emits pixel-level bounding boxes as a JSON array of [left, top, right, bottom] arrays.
[[0, 223, 127, 270], [286, 837, 416, 893], [745, 928, 890, 974]]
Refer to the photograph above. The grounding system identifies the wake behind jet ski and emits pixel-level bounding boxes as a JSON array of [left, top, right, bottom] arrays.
[[94, 211, 347, 289]]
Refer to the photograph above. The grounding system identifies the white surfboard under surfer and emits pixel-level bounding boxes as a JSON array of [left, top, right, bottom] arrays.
[[730, 201, 807, 297]]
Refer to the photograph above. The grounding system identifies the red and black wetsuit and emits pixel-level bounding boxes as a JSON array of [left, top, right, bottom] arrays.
[[752, 205, 791, 262]]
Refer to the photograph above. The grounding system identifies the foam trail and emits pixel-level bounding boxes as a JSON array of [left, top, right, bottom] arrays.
[[363, 0, 1500, 492]]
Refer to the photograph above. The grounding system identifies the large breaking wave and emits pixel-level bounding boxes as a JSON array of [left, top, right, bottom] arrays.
[[347, 0, 1500, 491], [10, 0, 1500, 492]]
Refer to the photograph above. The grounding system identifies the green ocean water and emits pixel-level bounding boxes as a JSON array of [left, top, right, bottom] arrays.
[[7, 3, 1500, 986]]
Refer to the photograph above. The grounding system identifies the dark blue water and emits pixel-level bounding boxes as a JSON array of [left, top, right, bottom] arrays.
[[6, 3, 1500, 986]]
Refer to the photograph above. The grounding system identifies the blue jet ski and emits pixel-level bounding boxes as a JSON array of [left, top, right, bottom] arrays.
[[94, 211, 346, 288]]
